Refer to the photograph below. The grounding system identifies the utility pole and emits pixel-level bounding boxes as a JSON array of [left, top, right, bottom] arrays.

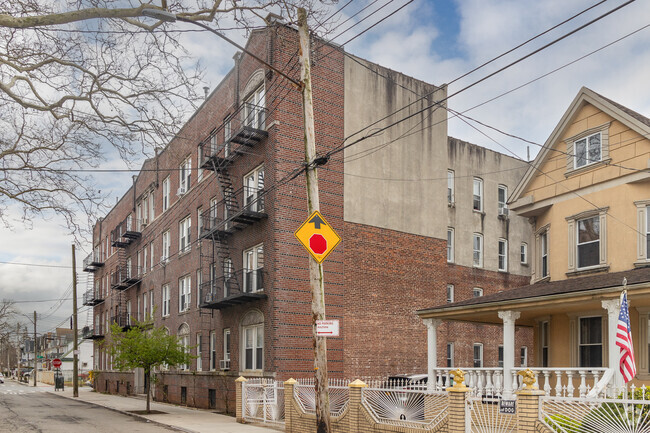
[[298, 8, 331, 433], [33, 311, 37, 387], [72, 244, 79, 397]]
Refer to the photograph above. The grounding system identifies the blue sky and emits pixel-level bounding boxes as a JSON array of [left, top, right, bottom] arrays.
[[1, 0, 649, 333]]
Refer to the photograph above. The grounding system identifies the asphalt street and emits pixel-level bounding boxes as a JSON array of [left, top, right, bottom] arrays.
[[0, 382, 179, 432]]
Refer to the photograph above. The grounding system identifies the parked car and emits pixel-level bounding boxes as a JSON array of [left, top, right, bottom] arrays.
[[0, 372, 4, 383]]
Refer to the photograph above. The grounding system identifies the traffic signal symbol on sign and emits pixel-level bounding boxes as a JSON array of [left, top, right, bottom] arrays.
[[294, 211, 341, 263]]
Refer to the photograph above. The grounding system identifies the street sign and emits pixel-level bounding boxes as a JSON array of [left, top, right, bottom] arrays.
[[316, 320, 339, 337], [294, 211, 341, 263], [52, 358, 62, 368]]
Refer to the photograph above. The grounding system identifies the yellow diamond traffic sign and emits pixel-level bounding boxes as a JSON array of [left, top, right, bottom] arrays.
[[294, 210, 341, 263]]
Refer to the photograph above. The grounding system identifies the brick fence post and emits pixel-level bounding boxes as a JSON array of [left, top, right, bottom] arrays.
[[348, 379, 367, 433], [284, 378, 297, 432], [235, 376, 247, 423], [516, 388, 545, 433], [447, 372, 470, 433]]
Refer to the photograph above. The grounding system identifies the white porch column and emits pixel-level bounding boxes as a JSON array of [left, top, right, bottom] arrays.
[[602, 299, 624, 389], [498, 310, 520, 398], [423, 318, 442, 390]]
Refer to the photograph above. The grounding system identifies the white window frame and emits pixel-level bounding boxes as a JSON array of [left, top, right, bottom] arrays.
[[244, 85, 265, 129], [447, 170, 455, 205], [162, 230, 171, 263], [178, 324, 190, 371], [179, 216, 191, 253], [576, 215, 600, 269], [179, 274, 191, 312], [578, 315, 603, 368], [498, 185, 508, 214], [196, 333, 202, 372], [473, 287, 483, 298], [242, 323, 264, 371], [162, 176, 170, 212], [634, 201, 650, 264], [149, 192, 155, 221], [223, 328, 231, 362], [143, 246, 148, 274], [446, 342, 454, 368], [540, 320, 549, 367], [498, 345, 504, 368], [179, 156, 192, 193], [521, 243, 528, 265], [243, 165, 264, 212], [150, 242, 155, 270], [473, 177, 483, 212], [162, 284, 170, 317], [210, 331, 216, 371], [447, 284, 454, 303], [197, 270, 203, 308], [498, 238, 508, 272], [243, 244, 264, 293], [447, 228, 454, 263], [520, 346, 528, 367], [574, 132, 602, 169], [197, 146, 204, 183], [197, 207, 203, 237], [150, 290, 154, 317], [473, 233, 483, 268], [473, 343, 483, 368], [143, 292, 148, 321]]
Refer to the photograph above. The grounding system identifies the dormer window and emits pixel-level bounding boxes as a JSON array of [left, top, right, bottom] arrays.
[[574, 132, 601, 169]]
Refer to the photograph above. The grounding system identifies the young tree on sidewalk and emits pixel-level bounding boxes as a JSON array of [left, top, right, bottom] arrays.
[[106, 319, 191, 413]]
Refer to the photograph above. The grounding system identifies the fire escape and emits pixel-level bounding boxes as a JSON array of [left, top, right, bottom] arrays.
[[198, 101, 268, 311], [82, 248, 105, 339], [108, 214, 142, 329]]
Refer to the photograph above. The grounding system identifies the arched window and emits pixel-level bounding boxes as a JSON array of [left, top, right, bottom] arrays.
[[178, 323, 190, 371], [241, 310, 264, 371]]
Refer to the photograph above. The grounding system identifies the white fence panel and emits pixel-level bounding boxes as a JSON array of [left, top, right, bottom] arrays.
[[362, 386, 447, 429], [242, 379, 285, 425]]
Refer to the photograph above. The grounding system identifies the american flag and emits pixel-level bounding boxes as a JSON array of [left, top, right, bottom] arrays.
[[616, 291, 636, 383]]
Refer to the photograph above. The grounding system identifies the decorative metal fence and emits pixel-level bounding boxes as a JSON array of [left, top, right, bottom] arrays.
[[541, 385, 650, 433], [242, 378, 285, 425], [466, 393, 517, 433], [294, 378, 350, 417], [361, 385, 447, 429]]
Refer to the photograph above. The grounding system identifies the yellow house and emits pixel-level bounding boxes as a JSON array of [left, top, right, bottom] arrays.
[[418, 87, 650, 395]]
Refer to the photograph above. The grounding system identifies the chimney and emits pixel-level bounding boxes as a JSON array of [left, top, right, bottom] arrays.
[[203, 86, 209, 99]]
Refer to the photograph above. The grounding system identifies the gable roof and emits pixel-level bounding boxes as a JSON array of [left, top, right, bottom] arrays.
[[510, 87, 650, 203]]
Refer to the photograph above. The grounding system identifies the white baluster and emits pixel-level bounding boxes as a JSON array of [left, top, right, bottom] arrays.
[[542, 370, 551, 395], [578, 370, 587, 397], [554, 370, 563, 397], [486, 370, 494, 395], [591, 370, 600, 394], [512, 370, 518, 394], [566, 371, 575, 397], [476, 371, 485, 396]]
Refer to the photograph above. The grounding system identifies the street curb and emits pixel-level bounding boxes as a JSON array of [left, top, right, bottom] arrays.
[[46, 389, 198, 433]]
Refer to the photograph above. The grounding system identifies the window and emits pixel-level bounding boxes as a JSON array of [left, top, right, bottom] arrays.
[[162, 284, 170, 317], [137, 297, 141, 322], [179, 216, 191, 253], [126, 300, 132, 326], [143, 293, 148, 321], [162, 176, 170, 212], [179, 156, 191, 193], [244, 85, 265, 129], [473, 233, 483, 267], [143, 247, 148, 274], [224, 258, 233, 297], [178, 324, 190, 371], [197, 270, 202, 308], [498, 345, 504, 368], [540, 321, 549, 367], [574, 132, 601, 169], [498, 238, 508, 271], [197, 207, 203, 237], [447, 170, 455, 205], [244, 165, 264, 212], [647, 205, 650, 259], [473, 343, 483, 367], [521, 243, 528, 265], [473, 287, 483, 298], [576, 216, 600, 268], [149, 192, 155, 221], [520, 346, 528, 367], [241, 310, 264, 371], [498, 185, 508, 214], [210, 331, 216, 371], [197, 147, 204, 183], [162, 230, 171, 263], [447, 284, 454, 303], [473, 178, 483, 212], [447, 228, 454, 263], [539, 230, 549, 279], [223, 328, 231, 362], [150, 242, 155, 270], [243, 244, 264, 293], [446, 342, 454, 368], [196, 334, 202, 371], [150, 291, 154, 317], [179, 275, 191, 312], [579, 316, 602, 367]]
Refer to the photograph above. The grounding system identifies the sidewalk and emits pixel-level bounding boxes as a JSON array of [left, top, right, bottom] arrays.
[[16, 379, 277, 433]]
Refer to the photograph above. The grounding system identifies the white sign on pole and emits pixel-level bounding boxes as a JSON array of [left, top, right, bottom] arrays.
[[316, 320, 339, 337]]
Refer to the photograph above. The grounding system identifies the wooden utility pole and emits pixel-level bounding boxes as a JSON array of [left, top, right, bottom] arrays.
[[72, 244, 79, 397], [33, 311, 37, 387], [298, 8, 331, 433]]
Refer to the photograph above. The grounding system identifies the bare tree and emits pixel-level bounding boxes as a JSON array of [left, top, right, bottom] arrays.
[[0, 0, 329, 238]]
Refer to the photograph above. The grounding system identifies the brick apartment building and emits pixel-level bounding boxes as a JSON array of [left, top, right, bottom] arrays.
[[83, 17, 532, 410]]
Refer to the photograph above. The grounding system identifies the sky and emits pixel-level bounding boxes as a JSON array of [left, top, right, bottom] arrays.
[[1, 0, 649, 334]]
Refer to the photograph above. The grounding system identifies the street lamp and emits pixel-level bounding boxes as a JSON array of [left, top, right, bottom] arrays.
[[141, 8, 302, 89]]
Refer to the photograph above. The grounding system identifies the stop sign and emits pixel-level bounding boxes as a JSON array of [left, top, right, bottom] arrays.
[[52, 358, 62, 368]]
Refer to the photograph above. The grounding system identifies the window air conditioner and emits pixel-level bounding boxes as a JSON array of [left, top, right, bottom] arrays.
[[219, 359, 230, 370], [177, 187, 186, 196], [498, 207, 509, 218], [160, 256, 169, 265]]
